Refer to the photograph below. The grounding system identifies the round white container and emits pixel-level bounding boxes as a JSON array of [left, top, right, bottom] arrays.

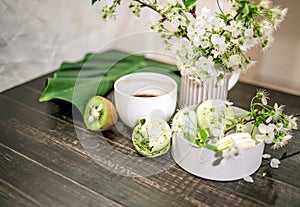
[[171, 106, 264, 181], [114, 72, 177, 128]]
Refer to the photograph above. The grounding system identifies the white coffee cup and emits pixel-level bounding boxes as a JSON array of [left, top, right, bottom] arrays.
[[114, 72, 177, 128]]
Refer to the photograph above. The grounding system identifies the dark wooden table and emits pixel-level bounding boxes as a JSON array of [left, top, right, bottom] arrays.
[[1, 73, 300, 207]]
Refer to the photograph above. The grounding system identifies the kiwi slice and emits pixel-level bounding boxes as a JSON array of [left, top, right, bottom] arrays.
[[83, 96, 118, 131]]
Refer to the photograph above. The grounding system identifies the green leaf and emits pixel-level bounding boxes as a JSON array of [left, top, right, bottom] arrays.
[[195, 128, 209, 147], [195, 138, 203, 147], [39, 51, 180, 114], [204, 144, 220, 152], [183, 0, 197, 8], [199, 128, 208, 142], [242, 3, 250, 18], [54, 70, 106, 78], [39, 77, 114, 113]]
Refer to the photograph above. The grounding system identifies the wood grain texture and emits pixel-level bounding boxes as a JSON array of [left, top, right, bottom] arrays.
[[0, 144, 121, 207], [0, 178, 41, 207], [0, 74, 300, 207]]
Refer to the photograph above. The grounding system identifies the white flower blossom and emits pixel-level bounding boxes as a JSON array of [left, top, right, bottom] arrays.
[[287, 115, 298, 130], [274, 103, 285, 118], [172, 37, 193, 60], [228, 55, 241, 68], [200, 40, 210, 49], [244, 28, 254, 37], [240, 37, 259, 51], [199, 7, 214, 21], [255, 123, 276, 144], [211, 49, 220, 58], [170, 15, 181, 28], [273, 8, 288, 28], [224, 20, 243, 38], [193, 20, 206, 36], [210, 17, 226, 32], [245, 60, 257, 70], [157, 0, 177, 10], [178, 63, 190, 76], [195, 56, 215, 72], [260, 20, 275, 51], [257, 89, 269, 105], [211, 34, 227, 52], [95, 0, 288, 85], [261, 96, 268, 105], [271, 134, 292, 149], [260, 0, 273, 9]]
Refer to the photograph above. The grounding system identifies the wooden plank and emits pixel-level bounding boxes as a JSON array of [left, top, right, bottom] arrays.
[[0, 144, 121, 207], [0, 178, 41, 207], [0, 96, 189, 207], [12, 74, 50, 94], [157, 165, 300, 206], [1, 89, 300, 206], [0, 122, 273, 207], [1, 77, 300, 206], [2, 82, 75, 121], [8, 78, 300, 184]]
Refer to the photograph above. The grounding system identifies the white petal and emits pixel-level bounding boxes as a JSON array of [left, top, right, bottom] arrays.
[[262, 97, 268, 105], [268, 124, 276, 130], [270, 158, 281, 168], [271, 158, 281, 165], [258, 123, 267, 133], [225, 101, 233, 106], [243, 175, 254, 183], [262, 154, 271, 159], [270, 163, 279, 168], [255, 134, 265, 142], [264, 136, 274, 144], [211, 34, 219, 45], [266, 117, 272, 124]]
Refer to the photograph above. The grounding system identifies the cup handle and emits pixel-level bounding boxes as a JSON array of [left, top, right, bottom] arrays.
[[228, 71, 240, 91]]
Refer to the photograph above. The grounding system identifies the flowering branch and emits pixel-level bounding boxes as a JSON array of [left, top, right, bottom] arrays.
[[92, 0, 288, 83], [131, 0, 165, 18], [226, 89, 298, 150]]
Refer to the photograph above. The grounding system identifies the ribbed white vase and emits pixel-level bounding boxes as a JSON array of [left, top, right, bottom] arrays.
[[179, 75, 230, 108]]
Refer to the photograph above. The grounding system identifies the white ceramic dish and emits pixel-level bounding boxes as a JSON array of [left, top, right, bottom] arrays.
[[114, 72, 177, 128], [171, 106, 264, 181]]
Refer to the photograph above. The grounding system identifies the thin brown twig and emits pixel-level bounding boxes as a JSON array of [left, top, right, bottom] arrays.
[[132, 0, 166, 19]]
